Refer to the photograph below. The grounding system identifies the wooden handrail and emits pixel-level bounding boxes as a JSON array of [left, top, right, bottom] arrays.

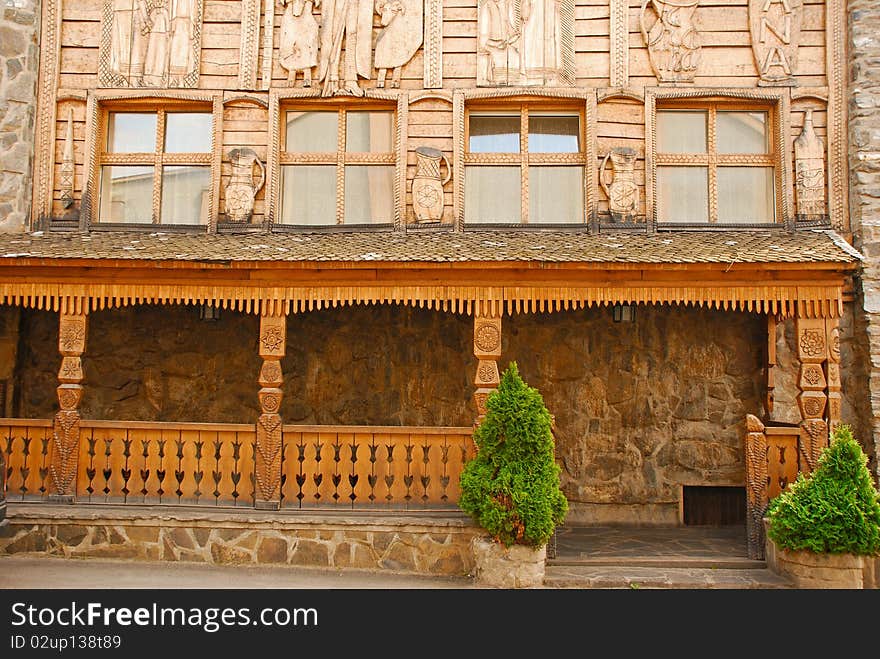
[[0, 419, 473, 434]]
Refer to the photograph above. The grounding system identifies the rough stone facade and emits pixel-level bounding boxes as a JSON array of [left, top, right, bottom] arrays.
[[0, 0, 39, 233], [0, 506, 479, 576], [850, 0, 880, 480]]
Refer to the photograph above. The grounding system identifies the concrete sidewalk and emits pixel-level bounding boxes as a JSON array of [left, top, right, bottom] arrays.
[[0, 555, 480, 589]]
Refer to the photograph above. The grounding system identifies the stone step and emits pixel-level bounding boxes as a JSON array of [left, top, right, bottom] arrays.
[[547, 555, 767, 569], [543, 564, 795, 589]]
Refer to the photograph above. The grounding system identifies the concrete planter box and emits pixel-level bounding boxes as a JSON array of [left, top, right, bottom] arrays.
[[472, 536, 546, 588], [764, 520, 880, 589]]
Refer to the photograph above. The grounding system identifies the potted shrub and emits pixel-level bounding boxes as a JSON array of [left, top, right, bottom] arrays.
[[765, 424, 880, 588], [458, 362, 568, 587]]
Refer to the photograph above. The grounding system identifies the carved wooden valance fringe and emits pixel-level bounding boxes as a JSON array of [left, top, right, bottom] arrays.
[[0, 283, 845, 318]]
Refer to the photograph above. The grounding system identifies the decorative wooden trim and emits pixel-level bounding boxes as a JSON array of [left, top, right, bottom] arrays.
[[452, 90, 465, 231], [473, 312, 501, 423], [825, 316, 841, 434], [610, 0, 629, 88], [209, 95, 223, 233], [32, 0, 62, 226], [239, 0, 262, 90], [256, 310, 286, 509], [826, 0, 847, 232], [409, 91, 453, 104], [644, 92, 656, 229], [261, 0, 276, 90], [267, 93, 281, 227], [744, 414, 768, 560], [598, 88, 645, 104], [791, 88, 829, 103], [424, 0, 443, 88], [586, 93, 599, 230], [395, 94, 408, 229], [60, 107, 75, 210], [222, 94, 271, 109], [0, 283, 847, 319], [80, 94, 100, 230], [795, 316, 828, 473]]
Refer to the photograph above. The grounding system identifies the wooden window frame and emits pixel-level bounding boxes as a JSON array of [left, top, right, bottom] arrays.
[[278, 102, 397, 226], [82, 91, 223, 232], [645, 89, 792, 230], [462, 101, 588, 226]]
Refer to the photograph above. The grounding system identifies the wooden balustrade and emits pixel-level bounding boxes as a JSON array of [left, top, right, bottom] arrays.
[[1, 419, 474, 510]]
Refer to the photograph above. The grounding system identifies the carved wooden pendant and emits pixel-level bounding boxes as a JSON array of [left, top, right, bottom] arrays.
[[640, 0, 701, 83], [794, 110, 827, 222], [749, 0, 802, 86], [98, 0, 205, 89]]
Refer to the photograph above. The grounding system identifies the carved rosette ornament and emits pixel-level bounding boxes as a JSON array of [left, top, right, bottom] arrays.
[[50, 312, 88, 501], [256, 313, 286, 508], [795, 317, 828, 473], [749, 0, 802, 86], [640, 0, 701, 83], [744, 414, 768, 560], [473, 315, 501, 424]]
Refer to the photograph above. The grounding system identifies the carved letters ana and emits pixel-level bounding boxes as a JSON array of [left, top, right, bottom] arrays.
[[749, 0, 802, 85], [477, 0, 576, 87], [99, 0, 204, 88]]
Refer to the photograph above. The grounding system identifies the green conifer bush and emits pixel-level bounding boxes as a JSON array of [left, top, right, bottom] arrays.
[[458, 362, 568, 548], [766, 424, 880, 555]]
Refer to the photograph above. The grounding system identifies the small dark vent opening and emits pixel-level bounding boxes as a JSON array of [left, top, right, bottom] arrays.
[[683, 486, 746, 526]]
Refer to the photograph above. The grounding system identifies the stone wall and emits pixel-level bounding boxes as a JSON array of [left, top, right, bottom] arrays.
[[0, 0, 40, 233], [504, 307, 765, 524], [849, 0, 880, 480]]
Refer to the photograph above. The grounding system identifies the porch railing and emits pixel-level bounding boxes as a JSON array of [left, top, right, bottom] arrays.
[[1, 419, 474, 510]]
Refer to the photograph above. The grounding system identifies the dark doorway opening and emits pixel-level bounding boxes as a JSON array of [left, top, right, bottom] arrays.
[[683, 486, 746, 526]]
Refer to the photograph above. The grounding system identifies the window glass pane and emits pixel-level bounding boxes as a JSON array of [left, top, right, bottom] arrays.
[[656, 111, 707, 153], [468, 115, 520, 153], [99, 165, 154, 223], [161, 166, 210, 224], [344, 165, 395, 223], [464, 166, 521, 222], [529, 166, 583, 223], [285, 111, 337, 152], [528, 115, 580, 153], [165, 113, 212, 153], [717, 167, 775, 223], [717, 112, 768, 154], [107, 113, 157, 153], [346, 112, 394, 152], [280, 165, 336, 224], [657, 166, 708, 222]]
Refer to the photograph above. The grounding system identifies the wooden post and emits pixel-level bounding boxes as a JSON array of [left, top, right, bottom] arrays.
[[795, 316, 829, 473], [744, 414, 768, 560], [50, 304, 88, 502], [825, 317, 842, 436], [255, 309, 286, 509], [473, 310, 501, 425], [766, 313, 776, 416]]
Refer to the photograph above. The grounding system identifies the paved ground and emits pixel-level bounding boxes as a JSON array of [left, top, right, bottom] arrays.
[[0, 555, 479, 589]]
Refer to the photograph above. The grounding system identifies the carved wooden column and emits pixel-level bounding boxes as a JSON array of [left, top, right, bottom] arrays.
[[795, 316, 828, 473], [744, 414, 769, 560], [766, 314, 777, 415], [825, 317, 842, 435], [50, 306, 88, 502], [255, 310, 286, 509], [473, 312, 501, 425]]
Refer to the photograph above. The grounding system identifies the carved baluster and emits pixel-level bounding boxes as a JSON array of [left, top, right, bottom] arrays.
[[745, 414, 768, 561], [795, 316, 828, 473], [50, 306, 88, 502], [255, 311, 286, 509], [825, 317, 842, 435], [473, 312, 502, 425]]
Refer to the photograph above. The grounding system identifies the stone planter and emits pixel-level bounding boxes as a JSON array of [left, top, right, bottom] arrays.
[[765, 520, 879, 589], [472, 536, 546, 588]]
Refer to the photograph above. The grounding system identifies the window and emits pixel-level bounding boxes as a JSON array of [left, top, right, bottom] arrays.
[[464, 104, 585, 225], [654, 103, 777, 224], [280, 107, 395, 225], [98, 110, 212, 225]]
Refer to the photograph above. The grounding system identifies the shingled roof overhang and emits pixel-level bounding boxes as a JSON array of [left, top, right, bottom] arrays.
[[0, 229, 862, 318]]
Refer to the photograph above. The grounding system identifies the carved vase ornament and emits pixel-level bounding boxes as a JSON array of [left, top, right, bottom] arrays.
[[794, 109, 827, 222], [640, 0, 701, 83], [225, 148, 266, 223], [749, 0, 802, 85], [600, 147, 639, 221], [412, 146, 451, 222]]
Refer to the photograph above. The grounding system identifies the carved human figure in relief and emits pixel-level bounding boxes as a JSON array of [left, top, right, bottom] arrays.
[[168, 0, 198, 86], [109, 0, 150, 82], [280, 0, 320, 87], [477, 0, 519, 86], [639, 0, 701, 83], [374, 0, 423, 89], [519, 0, 565, 84], [143, 0, 172, 86], [318, 0, 374, 96]]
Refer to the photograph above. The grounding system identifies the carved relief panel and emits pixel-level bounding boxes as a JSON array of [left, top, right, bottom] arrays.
[[640, 0, 701, 83], [749, 0, 802, 86], [794, 109, 827, 222], [476, 0, 576, 87], [98, 0, 205, 88]]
